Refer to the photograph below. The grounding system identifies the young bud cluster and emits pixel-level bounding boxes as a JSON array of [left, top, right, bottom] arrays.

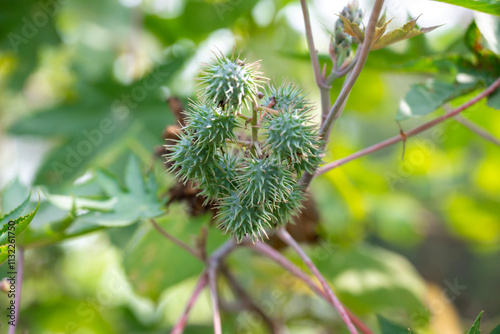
[[166, 51, 322, 242], [332, 0, 364, 66]]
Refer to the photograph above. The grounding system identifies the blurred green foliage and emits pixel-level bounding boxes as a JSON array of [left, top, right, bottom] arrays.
[[1, 0, 500, 333]]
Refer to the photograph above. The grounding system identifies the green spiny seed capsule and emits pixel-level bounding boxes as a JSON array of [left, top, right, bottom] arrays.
[[216, 191, 274, 242], [272, 184, 306, 226], [266, 81, 310, 111], [262, 105, 322, 176], [199, 52, 267, 110], [237, 156, 295, 207], [165, 132, 216, 184], [184, 101, 239, 148], [198, 153, 241, 202]]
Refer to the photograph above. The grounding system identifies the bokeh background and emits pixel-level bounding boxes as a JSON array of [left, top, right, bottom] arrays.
[[0, 0, 499, 333]]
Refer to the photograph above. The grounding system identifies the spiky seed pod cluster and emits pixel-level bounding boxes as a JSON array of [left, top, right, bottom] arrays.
[[199, 52, 266, 110], [198, 154, 240, 201], [167, 134, 215, 184], [166, 51, 322, 242]]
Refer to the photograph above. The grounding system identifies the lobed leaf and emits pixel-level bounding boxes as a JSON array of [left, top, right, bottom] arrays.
[[372, 17, 440, 50], [340, 15, 439, 50], [339, 15, 364, 42]]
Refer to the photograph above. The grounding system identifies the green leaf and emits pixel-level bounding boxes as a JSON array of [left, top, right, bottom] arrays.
[[378, 316, 410, 334], [396, 80, 480, 120], [0, 193, 40, 263], [372, 17, 440, 50], [487, 88, 500, 110], [0, 179, 30, 215], [42, 191, 117, 212], [8, 49, 192, 188], [144, 0, 260, 45], [0, 191, 32, 230], [467, 311, 484, 334], [82, 155, 165, 227], [0, 194, 40, 245], [432, 0, 500, 16], [490, 324, 500, 334], [0, 0, 61, 90]]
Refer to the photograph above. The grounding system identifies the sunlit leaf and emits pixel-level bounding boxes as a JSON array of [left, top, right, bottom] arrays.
[[432, 0, 500, 16], [475, 13, 500, 54]]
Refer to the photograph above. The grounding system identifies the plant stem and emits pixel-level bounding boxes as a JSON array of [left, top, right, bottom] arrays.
[[299, 0, 325, 89], [220, 264, 282, 333], [251, 100, 260, 154], [171, 271, 208, 334], [301, 0, 385, 188], [207, 239, 239, 334], [150, 219, 201, 259], [299, 0, 331, 118], [326, 53, 359, 86], [276, 228, 358, 334], [316, 77, 500, 176], [8, 248, 24, 334], [208, 267, 222, 334], [246, 241, 374, 334]]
